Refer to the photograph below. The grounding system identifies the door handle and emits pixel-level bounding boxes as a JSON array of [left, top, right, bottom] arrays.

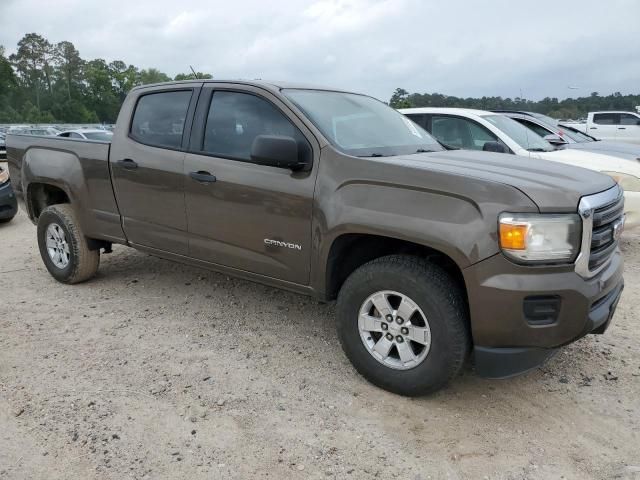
[[117, 158, 138, 170], [618, 127, 626, 130], [589, 127, 597, 130], [189, 171, 217, 183]]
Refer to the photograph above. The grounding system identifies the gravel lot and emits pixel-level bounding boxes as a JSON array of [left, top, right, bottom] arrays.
[[1, 203, 639, 480]]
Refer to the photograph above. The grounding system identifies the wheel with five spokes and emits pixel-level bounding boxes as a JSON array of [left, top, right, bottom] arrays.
[[336, 255, 470, 396], [37, 204, 100, 284]]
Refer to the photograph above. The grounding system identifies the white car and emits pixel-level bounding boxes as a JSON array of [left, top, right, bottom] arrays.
[[401, 107, 640, 228], [57, 129, 113, 141], [562, 111, 640, 145]]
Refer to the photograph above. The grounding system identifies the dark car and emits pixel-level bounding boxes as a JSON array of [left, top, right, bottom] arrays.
[[0, 165, 18, 223]]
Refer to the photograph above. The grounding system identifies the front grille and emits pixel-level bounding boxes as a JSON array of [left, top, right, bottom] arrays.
[[588, 191, 624, 271]]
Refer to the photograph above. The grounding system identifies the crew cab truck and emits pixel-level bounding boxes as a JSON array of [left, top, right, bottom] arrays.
[[563, 111, 640, 144], [6, 80, 625, 396]]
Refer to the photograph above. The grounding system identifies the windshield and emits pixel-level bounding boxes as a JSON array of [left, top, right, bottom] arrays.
[[529, 112, 559, 126], [84, 131, 113, 141], [484, 115, 554, 152], [283, 89, 443, 157], [558, 126, 594, 143]]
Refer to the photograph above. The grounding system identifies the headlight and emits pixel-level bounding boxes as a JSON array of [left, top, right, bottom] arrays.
[[602, 171, 640, 192], [0, 168, 9, 185], [499, 213, 581, 263]]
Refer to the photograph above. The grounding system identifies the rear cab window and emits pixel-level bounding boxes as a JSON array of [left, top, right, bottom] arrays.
[[130, 90, 193, 149], [593, 113, 619, 125]]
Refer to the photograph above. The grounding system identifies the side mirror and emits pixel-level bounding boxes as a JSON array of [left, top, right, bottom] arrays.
[[483, 141, 507, 153], [250, 135, 307, 171], [543, 133, 567, 146]]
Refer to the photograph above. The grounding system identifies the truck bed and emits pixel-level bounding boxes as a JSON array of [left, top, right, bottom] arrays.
[[5, 134, 125, 243]]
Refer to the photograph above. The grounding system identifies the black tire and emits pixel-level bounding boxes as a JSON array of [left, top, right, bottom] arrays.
[[37, 204, 100, 284], [336, 255, 470, 396]]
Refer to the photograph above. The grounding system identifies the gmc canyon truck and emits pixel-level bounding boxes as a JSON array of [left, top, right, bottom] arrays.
[[6, 80, 625, 396]]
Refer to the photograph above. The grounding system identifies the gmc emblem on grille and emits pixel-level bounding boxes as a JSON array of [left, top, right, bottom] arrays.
[[612, 217, 625, 241]]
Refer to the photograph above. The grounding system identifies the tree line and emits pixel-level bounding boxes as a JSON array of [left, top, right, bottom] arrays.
[[389, 88, 640, 120], [0, 33, 211, 124], [2, 33, 638, 124]]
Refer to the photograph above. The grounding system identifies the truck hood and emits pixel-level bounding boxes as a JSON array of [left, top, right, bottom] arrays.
[[388, 149, 616, 212]]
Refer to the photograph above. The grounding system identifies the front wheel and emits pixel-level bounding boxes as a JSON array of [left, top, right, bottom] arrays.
[[37, 204, 100, 284], [336, 255, 470, 396]]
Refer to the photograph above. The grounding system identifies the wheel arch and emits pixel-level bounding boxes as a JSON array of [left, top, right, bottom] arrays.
[[323, 233, 468, 306]]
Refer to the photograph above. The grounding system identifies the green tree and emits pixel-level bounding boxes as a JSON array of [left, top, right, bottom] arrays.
[[174, 72, 212, 81], [389, 88, 411, 108], [138, 68, 171, 85], [9, 33, 52, 110], [54, 41, 83, 101]]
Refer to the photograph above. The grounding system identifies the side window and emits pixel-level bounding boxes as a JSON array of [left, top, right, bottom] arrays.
[[405, 114, 428, 130], [619, 113, 640, 126], [202, 91, 310, 163], [431, 116, 498, 150], [518, 119, 551, 138], [593, 113, 619, 125], [466, 121, 499, 149], [130, 90, 193, 149], [69, 132, 82, 139], [59, 132, 70, 137]]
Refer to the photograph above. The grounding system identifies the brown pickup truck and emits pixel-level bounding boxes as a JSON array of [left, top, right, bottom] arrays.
[[6, 80, 624, 395]]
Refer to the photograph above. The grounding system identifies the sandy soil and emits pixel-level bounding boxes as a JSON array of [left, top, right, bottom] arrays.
[[1, 206, 639, 480]]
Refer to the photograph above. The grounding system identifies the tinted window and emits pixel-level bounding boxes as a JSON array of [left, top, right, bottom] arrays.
[[203, 91, 310, 162], [593, 113, 619, 125], [131, 90, 192, 149], [620, 113, 640, 125], [430, 116, 498, 150], [69, 132, 83, 139], [405, 114, 428, 130]]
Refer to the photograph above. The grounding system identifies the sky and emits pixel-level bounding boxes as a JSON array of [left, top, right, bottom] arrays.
[[1, 0, 638, 102]]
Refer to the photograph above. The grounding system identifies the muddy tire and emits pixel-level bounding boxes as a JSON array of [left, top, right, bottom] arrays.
[[37, 204, 100, 284], [336, 255, 470, 396]]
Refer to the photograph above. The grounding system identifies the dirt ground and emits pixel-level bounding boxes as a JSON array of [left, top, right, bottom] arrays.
[[1, 204, 639, 480]]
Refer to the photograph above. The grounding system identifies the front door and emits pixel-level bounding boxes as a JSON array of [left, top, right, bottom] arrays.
[[110, 87, 197, 255], [183, 85, 318, 284], [617, 113, 640, 144]]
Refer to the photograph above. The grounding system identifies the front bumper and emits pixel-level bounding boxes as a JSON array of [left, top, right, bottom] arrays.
[[0, 181, 18, 220], [463, 249, 624, 378]]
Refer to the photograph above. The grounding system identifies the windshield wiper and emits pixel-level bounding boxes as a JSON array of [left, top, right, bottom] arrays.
[[415, 148, 437, 153], [357, 153, 387, 157], [527, 148, 549, 152]]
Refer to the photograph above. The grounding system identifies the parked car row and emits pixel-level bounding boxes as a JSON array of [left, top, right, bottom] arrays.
[[4, 80, 625, 396], [401, 107, 640, 229]]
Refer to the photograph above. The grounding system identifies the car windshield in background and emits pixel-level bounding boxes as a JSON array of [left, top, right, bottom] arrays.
[[84, 131, 113, 141], [283, 89, 443, 157], [559, 126, 594, 143], [529, 112, 559, 126], [484, 115, 554, 152]]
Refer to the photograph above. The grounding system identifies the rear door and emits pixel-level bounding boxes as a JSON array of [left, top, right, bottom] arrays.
[[590, 113, 619, 141], [617, 113, 640, 144], [110, 85, 200, 255], [183, 84, 318, 284]]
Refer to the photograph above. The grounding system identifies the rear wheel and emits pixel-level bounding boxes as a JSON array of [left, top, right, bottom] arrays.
[[336, 255, 470, 396], [37, 204, 100, 284]]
